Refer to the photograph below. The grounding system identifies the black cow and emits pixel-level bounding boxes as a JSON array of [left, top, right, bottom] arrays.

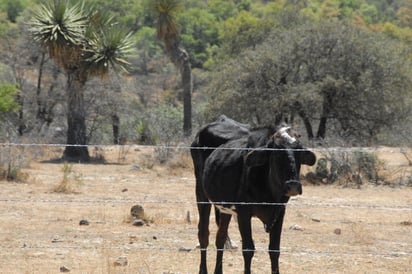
[[191, 117, 316, 274], [191, 115, 250, 246]]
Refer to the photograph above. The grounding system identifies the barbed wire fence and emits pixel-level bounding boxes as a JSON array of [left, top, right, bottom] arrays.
[[0, 143, 411, 272]]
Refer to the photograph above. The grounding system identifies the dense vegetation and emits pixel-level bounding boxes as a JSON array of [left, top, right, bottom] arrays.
[[0, 0, 411, 160]]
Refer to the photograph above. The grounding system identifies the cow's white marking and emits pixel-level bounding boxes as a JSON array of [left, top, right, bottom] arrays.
[[279, 127, 296, 144], [215, 204, 237, 216]]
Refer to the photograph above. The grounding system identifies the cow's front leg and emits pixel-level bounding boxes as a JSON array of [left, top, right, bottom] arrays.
[[268, 209, 285, 274], [237, 209, 254, 274]]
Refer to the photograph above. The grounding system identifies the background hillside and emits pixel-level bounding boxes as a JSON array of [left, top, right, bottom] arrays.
[[0, 0, 411, 147]]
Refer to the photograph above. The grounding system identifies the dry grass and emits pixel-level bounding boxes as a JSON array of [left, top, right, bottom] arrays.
[[0, 146, 410, 273]]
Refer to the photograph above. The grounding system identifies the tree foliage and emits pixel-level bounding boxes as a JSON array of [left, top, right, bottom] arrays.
[[152, 0, 193, 136], [205, 20, 412, 145], [0, 83, 19, 114], [0, 0, 411, 146], [28, 0, 134, 160]]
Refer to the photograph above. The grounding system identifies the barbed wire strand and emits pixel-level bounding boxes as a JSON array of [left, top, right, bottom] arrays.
[[0, 198, 410, 211], [0, 244, 409, 257], [0, 142, 410, 153]]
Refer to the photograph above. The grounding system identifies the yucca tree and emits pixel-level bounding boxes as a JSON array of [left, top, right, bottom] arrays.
[[30, 0, 134, 161], [152, 0, 192, 136]]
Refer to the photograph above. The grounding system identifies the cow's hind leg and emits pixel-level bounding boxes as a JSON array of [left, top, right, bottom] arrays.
[[214, 212, 231, 274], [215, 207, 237, 250], [197, 189, 211, 274]]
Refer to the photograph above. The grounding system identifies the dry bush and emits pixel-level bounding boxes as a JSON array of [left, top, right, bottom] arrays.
[[52, 162, 82, 193], [0, 145, 31, 182], [134, 151, 156, 169], [90, 146, 106, 163], [116, 145, 131, 163], [166, 149, 193, 170], [306, 151, 385, 188]]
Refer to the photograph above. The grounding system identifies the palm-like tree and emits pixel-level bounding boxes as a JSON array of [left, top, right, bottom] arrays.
[[30, 0, 134, 161], [152, 0, 192, 136]]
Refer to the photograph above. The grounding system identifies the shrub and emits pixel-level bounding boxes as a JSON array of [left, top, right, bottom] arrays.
[[137, 104, 184, 163], [310, 150, 382, 187], [0, 145, 29, 182]]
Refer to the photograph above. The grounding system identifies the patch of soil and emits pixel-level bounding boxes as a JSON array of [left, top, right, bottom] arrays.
[[0, 146, 410, 273]]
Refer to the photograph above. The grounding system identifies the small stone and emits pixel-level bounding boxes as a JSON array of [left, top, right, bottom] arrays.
[[79, 219, 89, 226], [130, 165, 141, 171], [132, 219, 145, 226], [60, 266, 70, 272], [334, 228, 342, 235], [121, 188, 128, 192], [178, 247, 192, 252], [186, 211, 191, 224], [51, 236, 64, 243], [289, 224, 304, 231], [311, 218, 321, 222], [114, 256, 128, 267], [131, 204, 145, 219]]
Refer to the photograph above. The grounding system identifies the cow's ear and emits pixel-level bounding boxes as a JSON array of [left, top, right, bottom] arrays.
[[302, 151, 316, 166], [245, 149, 269, 167]]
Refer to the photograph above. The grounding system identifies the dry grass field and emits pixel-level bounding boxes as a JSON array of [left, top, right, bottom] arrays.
[[0, 146, 411, 274]]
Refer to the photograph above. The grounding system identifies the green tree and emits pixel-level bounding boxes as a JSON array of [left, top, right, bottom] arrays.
[[133, 26, 163, 74], [0, 83, 19, 114], [360, 3, 379, 24], [205, 21, 412, 145], [152, 0, 192, 136], [177, 7, 219, 68], [29, 0, 134, 161], [219, 10, 268, 57], [2, 0, 24, 23], [206, 0, 238, 21]]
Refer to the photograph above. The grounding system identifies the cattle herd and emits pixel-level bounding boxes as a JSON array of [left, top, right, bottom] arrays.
[[191, 115, 316, 274]]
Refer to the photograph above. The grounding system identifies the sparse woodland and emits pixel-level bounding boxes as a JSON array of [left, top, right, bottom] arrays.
[[0, 0, 411, 155], [0, 2, 411, 272]]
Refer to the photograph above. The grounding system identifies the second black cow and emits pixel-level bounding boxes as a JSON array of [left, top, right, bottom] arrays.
[[191, 116, 316, 274]]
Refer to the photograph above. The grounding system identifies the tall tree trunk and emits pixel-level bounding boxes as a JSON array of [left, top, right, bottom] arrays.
[[293, 101, 314, 139], [36, 52, 46, 121], [170, 44, 192, 137], [112, 113, 120, 145], [181, 53, 192, 136], [63, 71, 90, 161], [317, 93, 333, 139], [17, 92, 25, 136], [36, 53, 57, 128]]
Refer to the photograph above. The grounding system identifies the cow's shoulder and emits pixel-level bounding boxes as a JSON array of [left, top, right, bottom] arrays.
[[204, 137, 248, 169], [247, 127, 276, 148]]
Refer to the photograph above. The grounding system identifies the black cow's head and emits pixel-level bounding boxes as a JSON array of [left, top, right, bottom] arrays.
[[245, 126, 316, 199]]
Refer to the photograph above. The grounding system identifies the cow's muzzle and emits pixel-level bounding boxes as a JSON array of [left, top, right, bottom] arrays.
[[285, 180, 302, 196]]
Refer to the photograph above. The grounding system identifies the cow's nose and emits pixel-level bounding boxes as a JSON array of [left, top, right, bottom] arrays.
[[285, 180, 302, 196]]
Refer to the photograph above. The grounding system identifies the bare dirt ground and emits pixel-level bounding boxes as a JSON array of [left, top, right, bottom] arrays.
[[0, 146, 411, 274]]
